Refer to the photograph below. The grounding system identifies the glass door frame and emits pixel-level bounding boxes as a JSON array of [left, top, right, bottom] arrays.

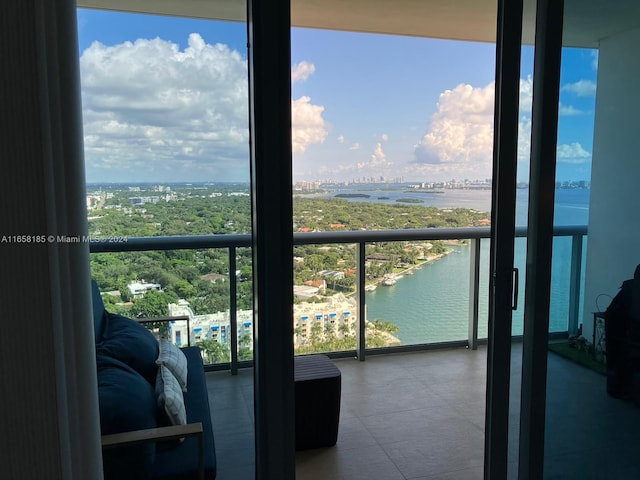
[[487, 0, 566, 478], [485, 0, 524, 478], [245, 0, 567, 477], [247, 0, 296, 479], [518, 0, 565, 478]]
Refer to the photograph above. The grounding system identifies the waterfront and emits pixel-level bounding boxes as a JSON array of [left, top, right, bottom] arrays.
[[364, 188, 589, 345], [309, 184, 495, 210]]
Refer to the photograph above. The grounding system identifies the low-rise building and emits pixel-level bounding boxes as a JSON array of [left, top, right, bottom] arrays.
[[127, 281, 161, 299], [293, 294, 358, 347], [167, 300, 253, 349]]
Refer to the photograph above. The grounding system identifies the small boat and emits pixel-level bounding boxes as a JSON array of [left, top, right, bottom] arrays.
[[381, 275, 397, 286]]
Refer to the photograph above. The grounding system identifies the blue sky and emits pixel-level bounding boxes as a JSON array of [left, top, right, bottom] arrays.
[[77, 9, 597, 184]]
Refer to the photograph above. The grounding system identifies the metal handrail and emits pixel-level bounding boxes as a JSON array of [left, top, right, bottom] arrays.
[[90, 233, 250, 253], [89, 225, 588, 370], [89, 225, 587, 253]]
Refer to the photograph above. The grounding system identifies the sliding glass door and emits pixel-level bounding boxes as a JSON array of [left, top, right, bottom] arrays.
[[485, 0, 524, 477], [542, 1, 640, 479]]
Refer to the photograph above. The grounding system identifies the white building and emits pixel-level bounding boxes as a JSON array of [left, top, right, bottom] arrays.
[[127, 281, 161, 299], [164, 294, 357, 349], [167, 299, 253, 349], [293, 294, 358, 347]]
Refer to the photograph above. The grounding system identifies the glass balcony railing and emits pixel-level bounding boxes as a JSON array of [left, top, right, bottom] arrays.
[[90, 225, 587, 371]]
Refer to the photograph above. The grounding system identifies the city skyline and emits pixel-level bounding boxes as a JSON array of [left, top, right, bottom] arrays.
[[77, 9, 597, 185]]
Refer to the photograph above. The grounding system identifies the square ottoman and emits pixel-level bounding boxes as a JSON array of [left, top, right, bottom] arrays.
[[294, 354, 342, 450]]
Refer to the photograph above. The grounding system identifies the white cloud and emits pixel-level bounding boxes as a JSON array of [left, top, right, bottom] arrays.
[[412, 77, 589, 179], [337, 135, 360, 150], [326, 143, 392, 176], [516, 78, 534, 172], [518, 117, 532, 163], [557, 142, 591, 164], [369, 143, 390, 167], [562, 80, 597, 97], [413, 82, 495, 175], [519, 76, 533, 113], [381, 133, 389, 142], [559, 103, 585, 116], [81, 36, 327, 180], [292, 61, 316, 84], [80, 34, 249, 181], [291, 96, 329, 153]]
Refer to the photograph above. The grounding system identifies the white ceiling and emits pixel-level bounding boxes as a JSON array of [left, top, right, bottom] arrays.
[[78, 0, 640, 48]]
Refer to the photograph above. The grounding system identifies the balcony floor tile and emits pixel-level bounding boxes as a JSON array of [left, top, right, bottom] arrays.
[[206, 345, 640, 479]]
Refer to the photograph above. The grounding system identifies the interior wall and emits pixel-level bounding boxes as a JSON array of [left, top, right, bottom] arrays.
[[583, 25, 640, 337]]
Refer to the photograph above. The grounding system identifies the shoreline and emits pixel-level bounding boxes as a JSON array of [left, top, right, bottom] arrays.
[[366, 247, 458, 291], [394, 251, 451, 278]]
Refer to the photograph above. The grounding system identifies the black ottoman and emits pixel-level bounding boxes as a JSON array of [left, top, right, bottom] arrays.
[[294, 354, 341, 450]]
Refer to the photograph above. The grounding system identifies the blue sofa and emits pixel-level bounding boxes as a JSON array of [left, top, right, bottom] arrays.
[[92, 281, 217, 479]]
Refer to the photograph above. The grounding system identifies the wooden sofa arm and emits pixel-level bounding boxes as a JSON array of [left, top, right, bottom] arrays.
[[136, 315, 191, 346], [102, 422, 204, 480]]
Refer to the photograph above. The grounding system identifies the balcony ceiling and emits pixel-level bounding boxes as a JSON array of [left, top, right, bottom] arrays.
[[78, 0, 640, 48]]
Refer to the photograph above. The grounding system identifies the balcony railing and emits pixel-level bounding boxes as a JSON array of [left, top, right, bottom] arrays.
[[90, 225, 587, 372]]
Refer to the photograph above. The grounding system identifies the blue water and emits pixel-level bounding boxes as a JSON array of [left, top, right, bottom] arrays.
[[313, 184, 494, 210], [358, 187, 590, 345]]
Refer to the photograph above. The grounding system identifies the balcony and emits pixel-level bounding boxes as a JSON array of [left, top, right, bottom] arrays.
[[90, 225, 587, 368], [208, 344, 640, 479], [88, 225, 625, 477]]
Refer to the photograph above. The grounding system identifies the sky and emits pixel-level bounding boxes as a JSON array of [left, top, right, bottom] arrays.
[[76, 9, 598, 184]]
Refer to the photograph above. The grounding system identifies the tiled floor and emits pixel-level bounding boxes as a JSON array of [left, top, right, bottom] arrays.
[[206, 367, 255, 480], [206, 346, 640, 479]]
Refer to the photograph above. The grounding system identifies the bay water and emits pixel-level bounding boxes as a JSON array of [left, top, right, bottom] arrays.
[[326, 187, 590, 345]]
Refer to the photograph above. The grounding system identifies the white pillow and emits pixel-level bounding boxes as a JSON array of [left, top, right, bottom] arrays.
[[156, 339, 188, 392], [155, 365, 187, 427]]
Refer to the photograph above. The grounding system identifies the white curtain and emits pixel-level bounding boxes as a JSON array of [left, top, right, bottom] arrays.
[[0, 1, 102, 478]]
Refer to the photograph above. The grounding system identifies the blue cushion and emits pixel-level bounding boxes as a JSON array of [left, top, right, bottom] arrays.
[[149, 347, 217, 480], [97, 313, 159, 385], [97, 354, 158, 480]]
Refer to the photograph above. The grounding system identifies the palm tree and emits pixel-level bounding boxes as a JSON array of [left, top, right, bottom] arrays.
[[196, 338, 230, 363]]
